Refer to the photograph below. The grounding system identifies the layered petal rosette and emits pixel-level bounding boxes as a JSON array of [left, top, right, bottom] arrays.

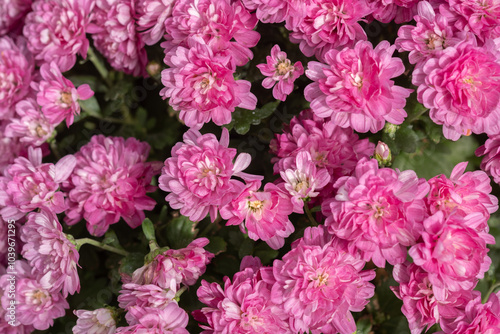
[[368, 0, 420, 24], [0, 0, 32, 35], [136, 0, 175, 45], [240, 0, 306, 29], [476, 134, 500, 184], [322, 158, 430, 267], [305, 40, 412, 133], [73, 308, 117, 334], [115, 304, 189, 333]]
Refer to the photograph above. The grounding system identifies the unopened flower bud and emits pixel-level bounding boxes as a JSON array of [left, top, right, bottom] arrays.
[[375, 141, 392, 167]]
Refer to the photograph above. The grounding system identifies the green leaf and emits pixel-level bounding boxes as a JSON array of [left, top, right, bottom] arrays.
[[119, 252, 145, 275], [205, 236, 227, 255], [238, 238, 254, 259], [102, 230, 122, 249], [165, 216, 198, 249], [355, 318, 373, 334], [141, 218, 156, 242], [226, 100, 280, 135], [68, 75, 106, 93], [79, 96, 101, 117]]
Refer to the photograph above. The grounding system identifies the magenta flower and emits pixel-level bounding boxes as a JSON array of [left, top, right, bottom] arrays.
[[64, 135, 160, 237], [413, 39, 500, 140], [36, 61, 94, 127], [476, 135, 500, 184], [0, 36, 35, 119], [136, 0, 175, 45], [0, 146, 76, 220], [159, 128, 261, 222], [369, 0, 420, 24], [160, 40, 257, 129], [73, 308, 117, 334], [220, 181, 295, 250], [270, 226, 375, 334], [0, 128, 25, 175], [23, 0, 94, 71], [257, 45, 304, 101], [322, 158, 430, 267], [88, 0, 148, 76], [0, 0, 32, 35], [240, 0, 306, 29], [115, 304, 189, 333], [118, 283, 176, 318], [305, 40, 412, 133]]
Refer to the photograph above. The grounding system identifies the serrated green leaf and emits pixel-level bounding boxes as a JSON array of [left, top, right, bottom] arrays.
[[119, 252, 145, 275], [205, 236, 227, 255], [227, 100, 280, 135], [238, 238, 254, 259], [395, 126, 419, 154], [165, 216, 198, 249], [79, 96, 101, 117]]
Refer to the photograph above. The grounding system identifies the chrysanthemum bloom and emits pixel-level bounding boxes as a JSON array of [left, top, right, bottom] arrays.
[[476, 135, 500, 184], [160, 40, 257, 129], [35, 61, 94, 127], [289, 0, 372, 61], [257, 44, 304, 101], [23, 0, 94, 71], [159, 128, 261, 222], [305, 40, 412, 133], [0, 146, 76, 220], [0, 0, 32, 35], [270, 226, 375, 334], [241, 0, 306, 29], [413, 39, 500, 140], [118, 283, 176, 316], [136, 0, 175, 45], [426, 162, 498, 227], [21, 209, 80, 297], [73, 308, 117, 334], [220, 181, 295, 250], [279, 151, 330, 212], [64, 135, 160, 237], [0, 36, 35, 119], [391, 262, 478, 333], [5, 98, 55, 146], [115, 304, 189, 333], [438, 291, 500, 334], [395, 1, 466, 65], [409, 211, 494, 294], [322, 158, 429, 267], [368, 0, 420, 24], [194, 266, 292, 334], [88, 0, 148, 76], [0, 127, 25, 174], [163, 0, 260, 66]]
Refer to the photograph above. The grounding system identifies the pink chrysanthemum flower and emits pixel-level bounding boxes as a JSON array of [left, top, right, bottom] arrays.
[[194, 265, 292, 334], [21, 209, 80, 297], [5, 97, 55, 146], [160, 40, 257, 129], [409, 211, 494, 294], [368, 0, 420, 24], [241, 0, 306, 29], [159, 128, 261, 222], [0, 0, 32, 35], [220, 181, 295, 250], [64, 135, 160, 237], [115, 304, 189, 334], [391, 262, 478, 333], [73, 308, 117, 334], [289, 0, 372, 61], [270, 226, 375, 334], [322, 158, 430, 267], [35, 61, 94, 127], [279, 151, 330, 212], [305, 40, 412, 133], [0, 127, 25, 175], [413, 39, 500, 140], [0, 146, 76, 220], [257, 44, 304, 101], [136, 0, 175, 45], [88, 0, 148, 76], [0, 36, 35, 119], [426, 161, 498, 228], [476, 134, 500, 184], [163, 0, 260, 66], [118, 283, 176, 316], [23, 0, 94, 72]]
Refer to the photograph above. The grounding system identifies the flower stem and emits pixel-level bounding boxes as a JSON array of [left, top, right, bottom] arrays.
[[75, 237, 129, 257], [305, 204, 318, 226], [483, 282, 500, 303], [87, 47, 110, 83]]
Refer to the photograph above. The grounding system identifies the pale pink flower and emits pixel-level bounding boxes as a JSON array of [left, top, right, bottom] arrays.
[[413, 39, 500, 140], [241, 0, 307, 29], [409, 211, 494, 294], [0, 127, 25, 175], [160, 40, 257, 129], [289, 0, 372, 61], [64, 135, 160, 237], [5, 97, 56, 146], [305, 40, 412, 133], [115, 304, 189, 333], [0, 146, 76, 220], [369, 0, 420, 23], [220, 181, 295, 250], [159, 128, 261, 222], [476, 135, 500, 184], [23, 0, 94, 72], [391, 262, 477, 334], [257, 44, 304, 101], [279, 151, 330, 212], [322, 158, 430, 267], [136, 0, 175, 45], [35, 61, 94, 127], [73, 308, 117, 334], [164, 0, 260, 66], [270, 226, 375, 334], [88, 0, 148, 76], [0, 36, 35, 119], [118, 283, 176, 315], [426, 162, 498, 227], [21, 209, 80, 297], [0, 0, 32, 35]]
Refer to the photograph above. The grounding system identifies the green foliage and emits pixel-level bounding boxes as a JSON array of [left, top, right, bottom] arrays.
[[226, 100, 281, 134]]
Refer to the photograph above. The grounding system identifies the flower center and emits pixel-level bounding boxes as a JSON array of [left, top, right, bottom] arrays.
[[29, 289, 47, 305], [247, 200, 264, 211], [350, 72, 363, 88], [276, 60, 294, 76], [60, 91, 73, 106], [295, 180, 309, 193]]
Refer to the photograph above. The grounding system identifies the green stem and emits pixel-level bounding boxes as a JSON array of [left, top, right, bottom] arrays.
[[304, 203, 318, 227], [75, 238, 129, 257], [405, 106, 428, 124], [174, 286, 188, 302], [87, 47, 110, 84], [483, 282, 500, 303]]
